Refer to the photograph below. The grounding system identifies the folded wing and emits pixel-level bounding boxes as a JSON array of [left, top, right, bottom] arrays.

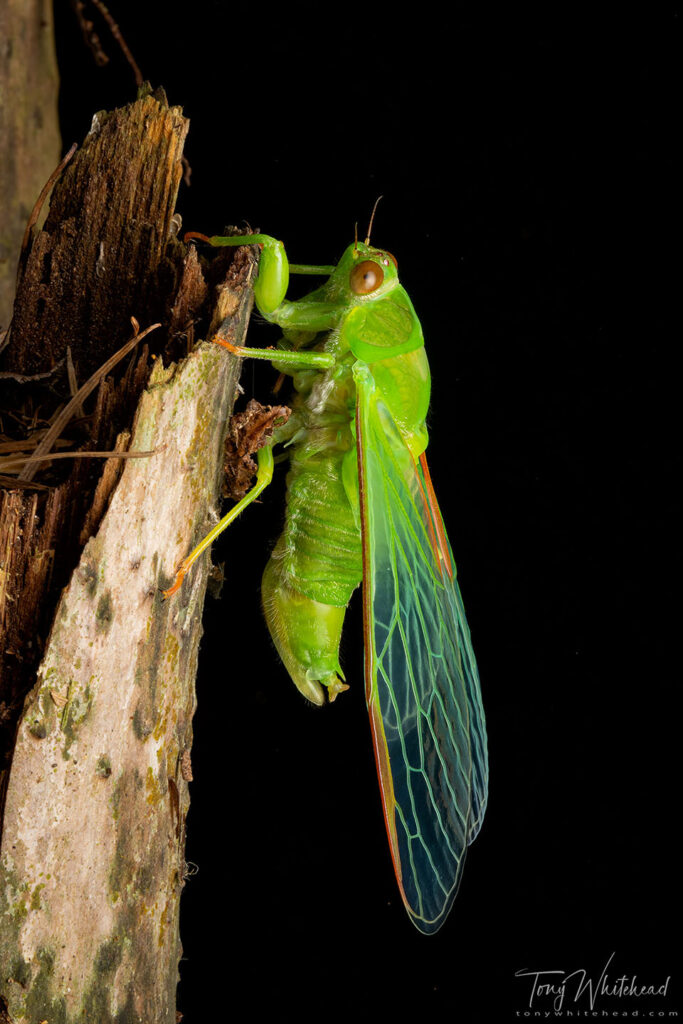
[[355, 364, 488, 933]]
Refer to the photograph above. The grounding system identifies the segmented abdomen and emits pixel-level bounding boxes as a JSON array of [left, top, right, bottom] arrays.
[[273, 447, 362, 607], [270, 351, 362, 607]]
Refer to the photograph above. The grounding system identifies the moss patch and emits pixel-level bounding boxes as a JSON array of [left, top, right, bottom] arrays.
[[61, 682, 94, 760], [21, 946, 67, 1024], [95, 589, 114, 633]]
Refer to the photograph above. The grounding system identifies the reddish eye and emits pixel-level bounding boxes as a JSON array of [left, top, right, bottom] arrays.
[[385, 251, 398, 269], [350, 260, 384, 295]]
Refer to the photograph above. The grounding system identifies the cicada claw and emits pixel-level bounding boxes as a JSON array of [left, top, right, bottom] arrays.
[[162, 558, 191, 599]]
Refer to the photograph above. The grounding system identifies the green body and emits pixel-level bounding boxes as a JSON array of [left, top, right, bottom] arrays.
[[217, 236, 431, 704], [167, 229, 488, 932], [262, 350, 361, 704]]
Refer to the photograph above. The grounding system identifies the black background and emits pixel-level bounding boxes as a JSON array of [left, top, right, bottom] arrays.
[[53, 4, 678, 1020]]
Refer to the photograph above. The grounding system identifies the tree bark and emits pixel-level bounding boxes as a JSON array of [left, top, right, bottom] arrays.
[[1, 86, 191, 778], [0, 0, 61, 328], [0, 89, 255, 1021]]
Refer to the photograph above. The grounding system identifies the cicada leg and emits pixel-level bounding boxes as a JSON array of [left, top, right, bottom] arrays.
[[186, 232, 289, 315], [185, 231, 342, 329], [162, 444, 274, 598]]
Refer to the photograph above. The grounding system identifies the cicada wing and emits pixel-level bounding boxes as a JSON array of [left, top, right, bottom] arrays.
[[418, 453, 489, 842], [355, 365, 489, 934]]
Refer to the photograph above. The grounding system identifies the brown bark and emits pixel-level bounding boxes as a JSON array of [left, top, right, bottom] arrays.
[[0, 89, 255, 1020], [0, 0, 61, 328]]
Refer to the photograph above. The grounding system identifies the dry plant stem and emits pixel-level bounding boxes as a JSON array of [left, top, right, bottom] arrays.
[[0, 478, 50, 492], [18, 320, 160, 482], [90, 0, 145, 86], [65, 347, 85, 417], [71, 0, 109, 66], [0, 448, 158, 474], [0, 437, 72, 454]]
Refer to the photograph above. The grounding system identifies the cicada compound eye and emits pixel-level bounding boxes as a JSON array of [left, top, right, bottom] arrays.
[[350, 260, 384, 295]]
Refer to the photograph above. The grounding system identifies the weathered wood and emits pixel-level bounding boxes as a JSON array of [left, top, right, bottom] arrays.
[[6, 88, 188, 380], [0, 0, 61, 328], [0, 334, 249, 1021], [0, 88, 190, 785], [0, 87, 257, 1020]]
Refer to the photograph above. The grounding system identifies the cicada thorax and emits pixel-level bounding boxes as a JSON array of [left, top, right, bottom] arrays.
[[261, 342, 362, 706]]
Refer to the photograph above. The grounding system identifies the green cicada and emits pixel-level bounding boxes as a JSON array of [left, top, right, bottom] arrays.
[[165, 214, 489, 934]]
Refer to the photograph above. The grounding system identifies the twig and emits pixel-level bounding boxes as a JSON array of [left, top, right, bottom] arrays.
[[181, 157, 192, 189], [0, 438, 72, 454], [90, 0, 144, 87], [0, 476, 50, 491], [72, 0, 110, 66], [1, 447, 159, 474], [66, 347, 85, 418], [0, 359, 65, 383], [18, 319, 160, 482]]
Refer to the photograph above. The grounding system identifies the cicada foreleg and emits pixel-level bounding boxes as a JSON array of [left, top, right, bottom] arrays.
[[185, 230, 342, 330]]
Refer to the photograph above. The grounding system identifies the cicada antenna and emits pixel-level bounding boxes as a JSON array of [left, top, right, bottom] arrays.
[[365, 195, 384, 245]]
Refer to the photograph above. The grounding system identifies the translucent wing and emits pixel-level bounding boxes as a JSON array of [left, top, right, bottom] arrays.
[[354, 362, 488, 934]]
